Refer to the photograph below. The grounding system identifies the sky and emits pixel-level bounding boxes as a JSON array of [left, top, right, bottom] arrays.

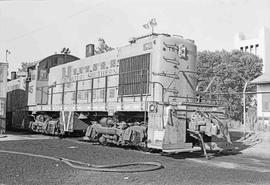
[[0, 0, 270, 73]]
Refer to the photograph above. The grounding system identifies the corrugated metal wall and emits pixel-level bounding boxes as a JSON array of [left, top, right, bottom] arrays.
[[118, 53, 150, 95]]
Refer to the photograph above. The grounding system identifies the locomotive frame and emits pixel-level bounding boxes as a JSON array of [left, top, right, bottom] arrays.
[[7, 33, 231, 154]]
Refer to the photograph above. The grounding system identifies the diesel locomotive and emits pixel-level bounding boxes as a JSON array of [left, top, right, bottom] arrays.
[[7, 33, 231, 153]]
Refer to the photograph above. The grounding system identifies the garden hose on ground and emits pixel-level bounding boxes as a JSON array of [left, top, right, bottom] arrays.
[[187, 129, 209, 159], [0, 149, 163, 173]]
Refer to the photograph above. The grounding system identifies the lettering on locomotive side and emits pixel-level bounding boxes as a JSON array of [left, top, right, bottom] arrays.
[[61, 59, 119, 83], [87, 68, 118, 79]]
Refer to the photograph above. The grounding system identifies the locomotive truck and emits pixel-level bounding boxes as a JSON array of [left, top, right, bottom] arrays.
[[7, 33, 231, 153]]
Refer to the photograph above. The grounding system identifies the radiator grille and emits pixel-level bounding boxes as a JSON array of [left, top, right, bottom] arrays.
[[118, 53, 150, 95]]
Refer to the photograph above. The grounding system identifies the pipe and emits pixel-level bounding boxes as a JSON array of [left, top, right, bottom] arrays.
[[187, 129, 209, 159], [0, 149, 163, 173]]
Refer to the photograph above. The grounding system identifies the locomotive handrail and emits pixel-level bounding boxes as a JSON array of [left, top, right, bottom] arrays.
[[36, 69, 151, 106], [34, 69, 149, 108], [168, 95, 226, 106], [149, 81, 165, 102], [168, 95, 226, 103], [148, 81, 165, 127], [163, 56, 179, 65], [46, 68, 148, 87], [33, 68, 170, 114], [36, 69, 149, 89], [36, 87, 50, 95], [181, 102, 222, 108], [152, 72, 179, 79], [163, 41, 179, 50]]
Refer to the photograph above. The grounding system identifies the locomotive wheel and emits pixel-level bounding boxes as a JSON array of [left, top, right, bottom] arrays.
[[136, 141, 152, 152], [98, 135, 107, 145]]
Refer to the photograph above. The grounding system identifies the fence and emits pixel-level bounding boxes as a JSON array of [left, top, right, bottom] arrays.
[[227, 91, 270, 133]]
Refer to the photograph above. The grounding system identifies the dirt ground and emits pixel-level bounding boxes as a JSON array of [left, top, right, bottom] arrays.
[[1, 131, 270, 185]]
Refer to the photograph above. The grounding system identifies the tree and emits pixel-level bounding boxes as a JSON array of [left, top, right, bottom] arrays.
[[95, 38, 114, 54], [197, 50, 263, 121], [17, 62, 33, 73]]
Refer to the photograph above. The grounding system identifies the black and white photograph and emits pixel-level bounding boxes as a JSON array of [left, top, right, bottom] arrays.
[[0, 0, 270, 184]]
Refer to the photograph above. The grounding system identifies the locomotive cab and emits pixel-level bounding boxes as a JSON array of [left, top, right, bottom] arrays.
[[27, 54, 79, 108]]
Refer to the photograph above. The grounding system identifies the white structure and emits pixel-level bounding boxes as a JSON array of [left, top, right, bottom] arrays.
[[0, 62, 8, 134], [252, 74, 270, 124], [235, 27, 270, 129], [234, 27, 270, 73]]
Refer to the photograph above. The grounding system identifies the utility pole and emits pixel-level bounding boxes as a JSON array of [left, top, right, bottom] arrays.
[[5, 50, 11, 63], [231, 68, 250, 138], [243, 81, 248, 138]]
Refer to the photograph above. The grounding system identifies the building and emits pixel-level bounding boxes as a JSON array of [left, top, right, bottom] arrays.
[[234, 27, 270, 73], [0, 62, 8, 134], [252, 72, 270, 130], [234, 27, 270, 130]]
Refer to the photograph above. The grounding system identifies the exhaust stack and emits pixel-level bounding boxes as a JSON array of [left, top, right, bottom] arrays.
[[86, 44, 95, 57], [11, 71, 17, 80]]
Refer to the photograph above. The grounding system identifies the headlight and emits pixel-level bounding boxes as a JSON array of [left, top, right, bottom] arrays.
[[149, 104, 156, 112]]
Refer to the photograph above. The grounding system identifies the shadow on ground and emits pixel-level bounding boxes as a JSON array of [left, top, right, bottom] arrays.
[[3, 128, 259, 160], [162, 130, 257, 160]]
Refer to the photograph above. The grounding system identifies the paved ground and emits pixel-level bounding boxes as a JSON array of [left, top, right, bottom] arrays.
[[242, 132, 270, 158], [0, 133, 270, 185], [0, 132, 54, 141]]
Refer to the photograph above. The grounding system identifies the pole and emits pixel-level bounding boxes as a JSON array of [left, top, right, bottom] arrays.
[[5, 50, 9, 63], [243, 81, 248, 138]]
